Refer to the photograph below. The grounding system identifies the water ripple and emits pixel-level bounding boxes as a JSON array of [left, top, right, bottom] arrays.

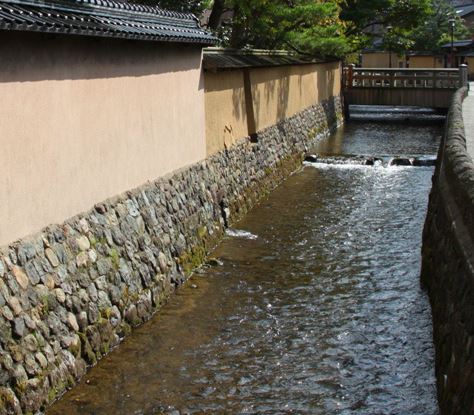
[[49, 118, 441, 415]]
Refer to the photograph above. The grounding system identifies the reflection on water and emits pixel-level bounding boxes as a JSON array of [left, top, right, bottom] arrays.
[[316, 106, 443, 157], [49, 111, 441, 415]]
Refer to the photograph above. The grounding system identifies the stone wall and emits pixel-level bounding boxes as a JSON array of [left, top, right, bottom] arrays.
[[421, 87, 474, 415], [0, 96, 342, 414]]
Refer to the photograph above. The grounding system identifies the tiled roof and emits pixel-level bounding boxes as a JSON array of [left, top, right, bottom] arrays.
[[0, 0, 217, 44], [441, 39, 474, 49], [456, 4, 474, 17], [406, 51, 441, 56], [203, 48, 325, 71]]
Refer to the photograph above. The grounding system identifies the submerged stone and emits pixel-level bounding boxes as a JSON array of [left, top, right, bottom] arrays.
[[207, 258, 224, 267], [389, 158, 413, 166], [413, 157, 436, 166], [304, 154, 318, 162]]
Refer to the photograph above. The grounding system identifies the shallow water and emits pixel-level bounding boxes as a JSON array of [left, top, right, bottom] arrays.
[[317, 106, 443, 157], [49, 111, 442, 415]]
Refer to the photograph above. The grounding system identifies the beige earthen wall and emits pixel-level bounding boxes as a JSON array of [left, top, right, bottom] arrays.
[[0, 32, 206, 246], [465, 57, 474, 78], [408, 56, 444, 68], [361, 52, 405, 68], [204, 61, 341, 155], [204, 70, 248, 155], [249, 61, 341, 132]]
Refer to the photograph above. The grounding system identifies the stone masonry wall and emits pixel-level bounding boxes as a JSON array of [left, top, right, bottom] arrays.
[[421, 87, 474, 415], [0, 96, 342, 414]]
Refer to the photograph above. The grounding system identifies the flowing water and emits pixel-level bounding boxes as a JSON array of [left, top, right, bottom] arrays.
[[49, 107, 443, 415]]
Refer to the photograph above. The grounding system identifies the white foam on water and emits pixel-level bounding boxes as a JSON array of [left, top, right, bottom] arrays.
[[304, 161, 369, 170], [304, 161, 433, 172], [225, 228, 259, 240]]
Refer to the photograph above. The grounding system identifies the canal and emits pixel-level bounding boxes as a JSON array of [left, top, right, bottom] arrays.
[[49, 107, 443, 414]]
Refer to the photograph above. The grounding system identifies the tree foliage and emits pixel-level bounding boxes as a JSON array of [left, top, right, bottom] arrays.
[[217, 0, 350, 59], [341, 0, 432, 35], [409, 0, 468, 53], [134, 0, 471, 59]]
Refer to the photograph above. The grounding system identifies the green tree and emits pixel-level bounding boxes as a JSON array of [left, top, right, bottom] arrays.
[[220, 0, 349, 58], [132, 0, 465, 58], [341, 0, 469, 54], [409, 0, 468, 53], [202, 0, 349, 58], [341, 0, 431, 33], [340, 0, 433, 50]]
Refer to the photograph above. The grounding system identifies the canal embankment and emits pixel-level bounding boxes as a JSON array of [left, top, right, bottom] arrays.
[[421, 86, 474, 414], [463, 83, 474, 156], [0, 41, 342, 414], [48, 108, 442, 415]]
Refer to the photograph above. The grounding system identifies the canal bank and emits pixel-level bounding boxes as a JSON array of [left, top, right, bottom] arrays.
[[0, 97, 342, 414], [0, 12, 343, 411], [49, 109, 442, 414], [422, 86, 474, 414]]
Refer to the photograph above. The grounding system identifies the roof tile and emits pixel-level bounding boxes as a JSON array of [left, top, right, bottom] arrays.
[[203, 48, 329, 71], [0, 0, 217, 44]]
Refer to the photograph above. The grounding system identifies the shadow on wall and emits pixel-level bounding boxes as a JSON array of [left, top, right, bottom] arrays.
[[0, 31, 201, 83], [203, 70, 248, 153], [250, 64, 336, 132], [204, 72, 247, 123], [204, 61, 341, 156], [251, 67, 291, 131], [267, 70, 291, 124], [317, 64, 336, 102], [231, 80, 246, 125], [317, 64, 337, 122]]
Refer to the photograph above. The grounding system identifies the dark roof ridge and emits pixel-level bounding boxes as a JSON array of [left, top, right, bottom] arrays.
[[1, 0, 195, 21], [455, 3, 474, 16], [0, 0, 217, 44], [202, 47, 335, 71]]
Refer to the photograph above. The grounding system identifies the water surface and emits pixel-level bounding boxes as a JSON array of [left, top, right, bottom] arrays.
[[49, 111, 441, 415]]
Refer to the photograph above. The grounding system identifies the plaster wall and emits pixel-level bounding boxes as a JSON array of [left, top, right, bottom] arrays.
[[0, 96, 343, 414], [204, 70, 248, 155], [248, 61, 341, 132], [409, 56, 444, 68], [0, 32, 205, 247], [361, 52, 405, 68], [465, 57, 474, 77]]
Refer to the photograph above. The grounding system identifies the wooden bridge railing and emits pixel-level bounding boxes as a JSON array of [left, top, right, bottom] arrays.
[[342, 64, 468, 114], [343, 65, 468, 90]]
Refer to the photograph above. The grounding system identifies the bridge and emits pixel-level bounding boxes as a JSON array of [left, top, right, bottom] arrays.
[[343, 64, 469, 118]]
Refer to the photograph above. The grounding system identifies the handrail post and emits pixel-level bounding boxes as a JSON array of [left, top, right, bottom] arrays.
[[460, 64, 468, 88], [343, 64, 355, 120], [347, 64, 355, 89]]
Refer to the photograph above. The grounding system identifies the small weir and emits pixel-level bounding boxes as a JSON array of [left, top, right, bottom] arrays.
[[49, 108, 443, 414], [304, 154, 437, 167]]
